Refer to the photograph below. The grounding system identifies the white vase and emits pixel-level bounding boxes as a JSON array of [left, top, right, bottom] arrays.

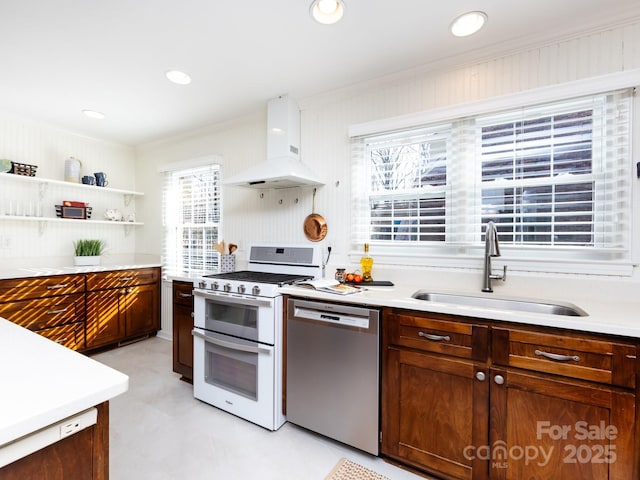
[[74, 255, 101, 266]]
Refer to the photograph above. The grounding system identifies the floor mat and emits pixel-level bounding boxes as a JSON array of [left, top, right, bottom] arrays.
[[325, 458, 391, 480]]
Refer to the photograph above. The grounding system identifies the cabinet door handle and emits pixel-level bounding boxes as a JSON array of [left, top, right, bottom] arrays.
[[534, 349, 580, 362], [494, 374, 505, 385], [47, 308, 68, 315], [118, 277, 135, 282], [47, 284, 69, 290], [418, 332, 450, 342], [55, 338, 68, 344], [178, 292, 192, 298], [475, 371, 486, 382]]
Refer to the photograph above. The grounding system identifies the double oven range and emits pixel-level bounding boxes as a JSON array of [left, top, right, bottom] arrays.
[[192, 244, 322, 431]]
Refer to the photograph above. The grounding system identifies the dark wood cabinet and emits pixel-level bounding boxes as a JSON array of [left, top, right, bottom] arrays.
[[85, 268, 160, 350], [0, 402, 109, 480], [492, 326, 636, 388], [86, 288, 126, 349], [172, 280, 194, 381], [0, 268, 161, 352], [35, 320, 86, 350], [123, 283, 161, 337], [381, 308, 638, 480], [382, 309, 490, 480], [0, 274, 85, 301], [489, 326, 637, 480], [0, 275, 87, 350], [489, 368, 635, 480], [384, 347, 489, 480]]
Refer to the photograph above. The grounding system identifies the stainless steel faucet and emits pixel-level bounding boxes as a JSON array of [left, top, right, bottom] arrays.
[[482, 221, 506, 292]]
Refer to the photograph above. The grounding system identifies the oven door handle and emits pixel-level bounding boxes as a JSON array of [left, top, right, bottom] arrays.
[[193, 289, 273, 308], [192, 329, 272, 355]]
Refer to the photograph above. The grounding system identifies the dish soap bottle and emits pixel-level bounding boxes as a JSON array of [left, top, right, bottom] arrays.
[[360, 243, 373, 283]]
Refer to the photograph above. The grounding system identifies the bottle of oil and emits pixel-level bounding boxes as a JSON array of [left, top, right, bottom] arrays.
[[360, 243, 373, 283]]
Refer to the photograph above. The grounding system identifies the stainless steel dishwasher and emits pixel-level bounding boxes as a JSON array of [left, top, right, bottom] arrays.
[[286, 298, 380, 455]]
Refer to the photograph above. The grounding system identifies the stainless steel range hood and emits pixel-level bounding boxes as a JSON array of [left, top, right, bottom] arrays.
[[224, 95, 323, 189]]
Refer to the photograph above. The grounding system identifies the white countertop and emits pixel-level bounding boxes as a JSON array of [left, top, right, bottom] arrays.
[[0, 318, 129, 446], [0, 262, 161, 280], [0, 254, 161, 280], [172, 269, 639, 338], [279, 284, 640, 339]]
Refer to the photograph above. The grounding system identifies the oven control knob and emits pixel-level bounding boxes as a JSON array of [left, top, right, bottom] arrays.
[[212, 282, 219, 290], [223, 283, 232, 293], [252, 285, 261, 296], [238, 284, 246, 294], [198, 281, 206, 289]]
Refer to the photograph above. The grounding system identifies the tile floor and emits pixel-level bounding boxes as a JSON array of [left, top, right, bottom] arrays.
[[92, 337, 428, 480]]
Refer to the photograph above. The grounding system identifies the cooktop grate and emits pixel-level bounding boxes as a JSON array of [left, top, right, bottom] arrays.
[[203, 270, 313, 286]]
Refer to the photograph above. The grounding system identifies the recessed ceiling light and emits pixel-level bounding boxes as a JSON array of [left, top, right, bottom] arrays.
[[450, 11, 487, 37], [310, 0, 344, 25], [165, 70, 192, 85], [82, 109, 105, 120]]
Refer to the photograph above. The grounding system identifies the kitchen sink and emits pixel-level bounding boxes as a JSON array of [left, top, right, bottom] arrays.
[[411, 291, 588, 317]]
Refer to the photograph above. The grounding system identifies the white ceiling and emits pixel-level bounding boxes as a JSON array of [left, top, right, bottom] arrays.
[[1, 0, 639, 146]]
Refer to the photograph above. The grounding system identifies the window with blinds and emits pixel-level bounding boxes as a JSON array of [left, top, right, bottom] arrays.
[[162, 164, 221, 274], [352, 88, 632, 263], [366, 127, 449, 242]]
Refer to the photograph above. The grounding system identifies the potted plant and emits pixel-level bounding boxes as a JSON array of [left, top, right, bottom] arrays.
[[73, 239, 105, 266]]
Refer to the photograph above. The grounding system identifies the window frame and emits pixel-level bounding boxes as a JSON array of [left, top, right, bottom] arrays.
[[162, 162, 222, 275], [365, 125, 450, 243], [477, 98, 602, 249], [349, 74, 637, 276]]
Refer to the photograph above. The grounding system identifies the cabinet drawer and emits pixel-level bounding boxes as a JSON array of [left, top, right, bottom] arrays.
[[86, 268, 159, 291], [173, 281, 194, 306], [0, 293, 85, 330], [493, 327, 637, 388], [0, 275, 85, 302], [35, 321, 85, 350], [386, 310, 489, 361]]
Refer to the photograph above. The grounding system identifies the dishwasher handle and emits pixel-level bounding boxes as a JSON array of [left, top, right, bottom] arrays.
[[293, 306, 370, 329]]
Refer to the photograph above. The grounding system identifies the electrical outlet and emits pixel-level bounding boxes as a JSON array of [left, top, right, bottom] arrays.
[[58, 408, 97, 440], [60, 420, 83, 439]]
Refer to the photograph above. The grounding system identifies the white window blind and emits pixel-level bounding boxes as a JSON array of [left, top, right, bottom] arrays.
[[162, 164, 222, 274], [478, 92, 630, 251], [351, 88, 633, 267], [364, 126, 449, 242]]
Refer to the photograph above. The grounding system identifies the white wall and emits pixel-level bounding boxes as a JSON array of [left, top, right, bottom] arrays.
[[136, 16, 640, 305], [2, 16, 639, 306], [0, 115, 138, 266], [293, 19, 640, 302]]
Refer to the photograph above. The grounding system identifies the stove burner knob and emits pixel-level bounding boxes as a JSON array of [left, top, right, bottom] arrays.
[[212, 282, 219, 290], [223, 283, 232, 293], [198, 281, 206, 289], [252, 285, 261, 296], [238, 284, 246, 294]]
